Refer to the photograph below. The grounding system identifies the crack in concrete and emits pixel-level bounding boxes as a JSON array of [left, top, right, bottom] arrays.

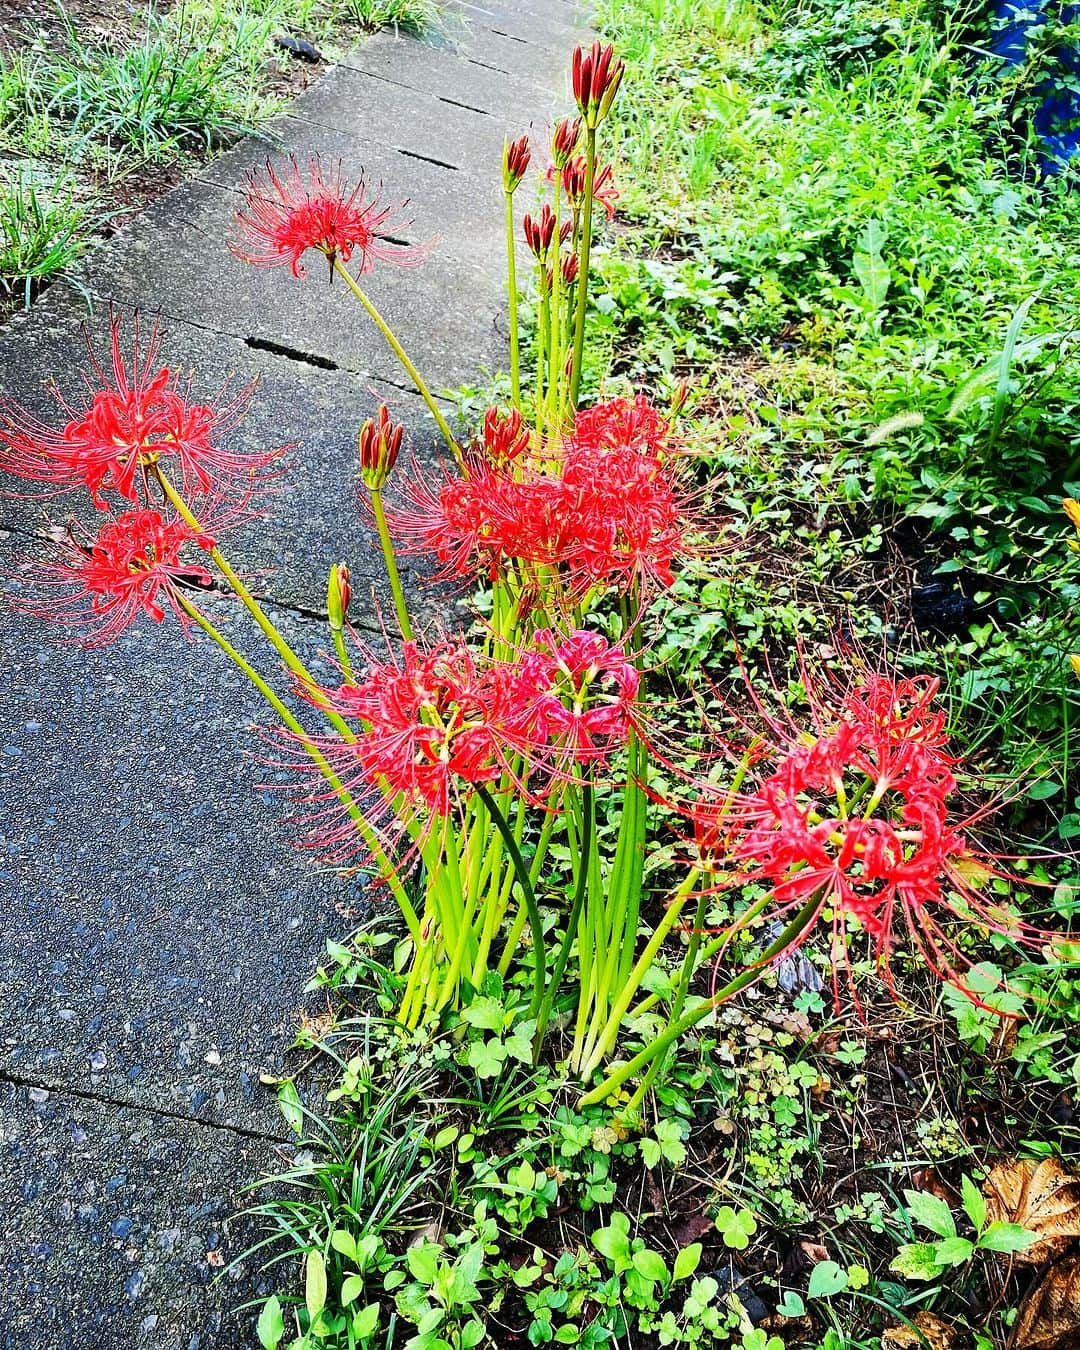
[[0, 1066, 294, 1146]]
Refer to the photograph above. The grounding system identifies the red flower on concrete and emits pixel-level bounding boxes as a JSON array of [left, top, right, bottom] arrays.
[[0, 315, 279, 510], [231, 155, 422, 280], [17, 506, 215, 647], [690, 668, 1049, 1005]]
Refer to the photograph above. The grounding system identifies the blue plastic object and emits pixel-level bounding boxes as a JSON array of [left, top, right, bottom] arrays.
[[987, 0, 1080, 171]]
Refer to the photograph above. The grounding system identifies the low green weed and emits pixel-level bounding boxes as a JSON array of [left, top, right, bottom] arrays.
[[0, 165, 93, 307]]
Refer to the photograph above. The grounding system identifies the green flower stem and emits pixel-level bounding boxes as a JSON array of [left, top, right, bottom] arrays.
[[370, 487, 414, 642], [155, 468, 357, 746], [329, 623, 355, 683], [474, 782, 546, 1019], [569, 125, 597, 410], [548, 177, 564, 424], [536, 277, 551, 432], [578, 866, 703, 1079], [579, 893, 823, 1108], [332, 259, 463, 470], [532, 780, 592, 1060], [176, 592, 419, 940], [505, 190, 522, 411]]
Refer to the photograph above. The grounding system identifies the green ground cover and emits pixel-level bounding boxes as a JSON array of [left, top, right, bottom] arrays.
[[0, 0, 441, 315], [248, 3, 1080, 1349]]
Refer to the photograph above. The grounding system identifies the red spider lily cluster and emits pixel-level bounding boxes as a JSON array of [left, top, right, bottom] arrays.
[[284, 628, 639, 835], [389, 394, 697, 597], [0, 317, 279, 645], [689, 671, 1043, 1002], [229, 155, 422, 280], [1, 37, 1064, 1100]]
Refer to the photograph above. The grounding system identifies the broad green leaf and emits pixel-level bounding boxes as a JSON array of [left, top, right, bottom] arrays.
[[255, 1295, 284, 1350], [961, 1174, 987, 1233], [305, 1249, 327, 1321], [904, 1188, 957, 1239], [341, 1274, 365, 1307], [932, 1235, 975, 1266], [352, 1303, 380, 1338], [632, 1248, 669, 1285], [277, 1080, 304, 1136], [672, 1243, 702, 1282], [807, 1259, 848, 1299], [889, 1242, 944, 1281], [330, 1228, 359, 1262], [978, 1221, 1040, 1254]]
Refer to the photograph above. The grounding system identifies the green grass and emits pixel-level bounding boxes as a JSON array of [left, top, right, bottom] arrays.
[[0, 164, 94, 308]]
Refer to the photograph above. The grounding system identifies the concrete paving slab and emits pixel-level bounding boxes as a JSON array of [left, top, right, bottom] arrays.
[[0, 546, 364, 1132], [0, 299, 458, 622], [0, 1081, 284, 1350], [281, 60, 506, 171], [340, 29, 564, 118], [430, 10, 579, 79], [63, 176, 508, 391]]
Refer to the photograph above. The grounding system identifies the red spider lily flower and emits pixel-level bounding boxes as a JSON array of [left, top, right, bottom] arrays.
[[502, 134, 531, 193], [519, 628, 640, 770], [523, 204, 557, 259], [389, 395, 699, 600], [231, 156, 421, 280], [15, 506, 215, 647], [280, 640, 543, 845], [555, 156, 620, 222], [570, 393, 671, 457], [0, 315, 279, 511], [358, 405, 404, 490], [480, 408, 530, 465], [572, 40, 625, 127], [552, 116, 581, 168], [688, 668, 1054, 1009]]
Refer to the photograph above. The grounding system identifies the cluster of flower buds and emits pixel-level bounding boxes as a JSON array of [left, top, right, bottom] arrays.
[[552, 116, 581, 168], [502, 134, 532, 194], [358, 405, 404, 491], [481, 407, 530, 465], [572, 40, 625, 129]]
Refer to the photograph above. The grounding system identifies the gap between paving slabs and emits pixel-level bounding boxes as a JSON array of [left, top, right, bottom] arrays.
[[0, 5, 588, 1346]]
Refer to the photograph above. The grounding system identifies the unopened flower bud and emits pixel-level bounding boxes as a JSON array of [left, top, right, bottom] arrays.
[[327, 562, 351, 631], [502, 134, 531, 193], [669, 380, 690, 419], [572, 41, 625, 128], [561, 251, 579, 285], [523, 204, 556, 259], [552, 116, 581, 168], [483, 407, 530, 463], [358, 405, 403, 490]]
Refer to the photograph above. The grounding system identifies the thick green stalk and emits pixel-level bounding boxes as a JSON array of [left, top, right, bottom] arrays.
[[578, 867, 702, 1078], [579, 894, 823, 1108], [505, 190, 522, 411], [370, 487, 414, 641], [332, 259, 462, 469], [568, 126, 597, 410], [533, 781, 593, 1059], [474, 783, 546, 1019]]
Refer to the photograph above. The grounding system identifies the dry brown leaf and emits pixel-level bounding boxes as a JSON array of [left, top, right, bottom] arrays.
[[1015, 1252, 1080, 1349], [881, 1311, 956, 1349], [798, 1240, 829, 1265], [983, 1159, 1080, 1265]]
